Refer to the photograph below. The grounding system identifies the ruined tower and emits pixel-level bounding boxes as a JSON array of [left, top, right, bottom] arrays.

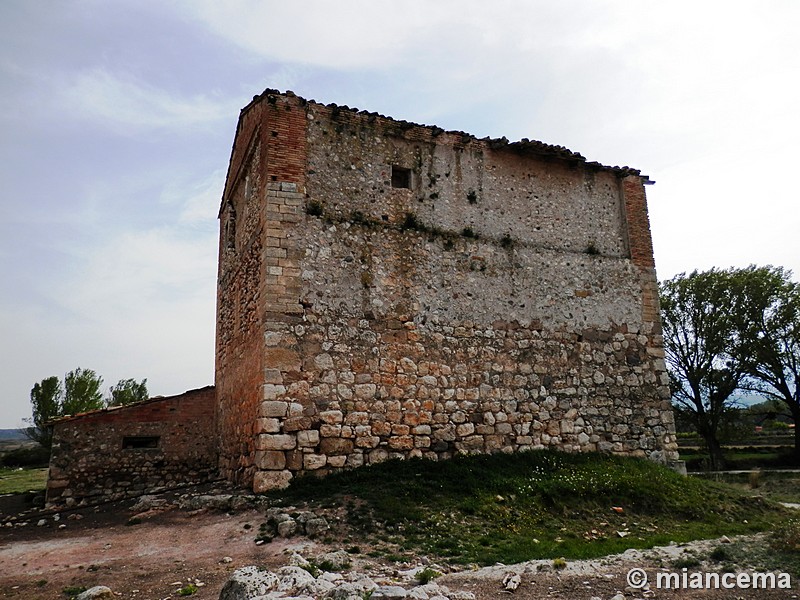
[[215, 89, 680, 491]]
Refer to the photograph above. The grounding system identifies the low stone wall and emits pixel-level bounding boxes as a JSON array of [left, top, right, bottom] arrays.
[[46, 386, 218, 507]]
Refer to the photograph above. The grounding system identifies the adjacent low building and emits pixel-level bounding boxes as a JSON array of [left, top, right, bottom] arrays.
[[46, 386, 217, 506]]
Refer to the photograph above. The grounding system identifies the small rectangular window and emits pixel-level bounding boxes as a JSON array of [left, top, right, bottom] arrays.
[[122, 436, 160, 449], [391, 166, 411, 189]]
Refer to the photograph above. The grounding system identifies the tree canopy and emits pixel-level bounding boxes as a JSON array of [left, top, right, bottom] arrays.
[[661, 265, 800, 466], [660, 268, 746, 469], [23, 369, 149, 449], [108, 378, 149, 407]]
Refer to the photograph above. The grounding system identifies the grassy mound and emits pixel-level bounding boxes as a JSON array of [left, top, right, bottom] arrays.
[[268, 450, 788, 565]]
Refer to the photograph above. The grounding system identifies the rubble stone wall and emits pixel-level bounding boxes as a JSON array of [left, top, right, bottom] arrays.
[[215, 91, 680, 491], [46, 386, 217, 507]]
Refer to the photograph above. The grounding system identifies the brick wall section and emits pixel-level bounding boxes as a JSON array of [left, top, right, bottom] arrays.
[[620, 175, 663, 331], [216, 92, 307, 488], [217, 90, 681, 491], [263, 92, 308, 185], [46, 387, 217, 508], [621, 176, 656, 269]]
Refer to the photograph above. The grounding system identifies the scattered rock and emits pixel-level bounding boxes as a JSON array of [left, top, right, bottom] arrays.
[[288, 552, 312, 569], [502, 572, 521, 591], [277, 518, 298, 537], [305, 516, 330, 537], [36, 519, 46, 527], [263, 507, 329, 539], [372, 585, 408, 599], [316, 549, 352, 571], [76, 586, 114, 600], [130, 495, 168, 513], [219, 566, 279, 600], [276, 565, 317, 591]]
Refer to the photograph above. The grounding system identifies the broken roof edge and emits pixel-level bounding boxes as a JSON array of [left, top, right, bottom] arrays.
[[48, 385, 215, 426], [239, 88, 651, 182]]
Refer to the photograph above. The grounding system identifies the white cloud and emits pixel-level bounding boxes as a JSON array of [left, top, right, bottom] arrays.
[[161, 169, 227, 224], [60, 68, 240, 132]]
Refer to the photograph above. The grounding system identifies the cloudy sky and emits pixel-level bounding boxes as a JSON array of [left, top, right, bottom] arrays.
[[1, 1, 798, 428]]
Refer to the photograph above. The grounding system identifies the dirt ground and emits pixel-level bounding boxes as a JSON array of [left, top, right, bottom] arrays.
[[2, 492, 799, 600]]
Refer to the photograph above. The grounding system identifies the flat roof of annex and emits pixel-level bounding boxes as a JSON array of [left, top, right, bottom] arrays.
[[238, 88, 652, 184]]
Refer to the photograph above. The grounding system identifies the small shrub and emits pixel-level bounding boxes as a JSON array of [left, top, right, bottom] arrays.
[[301, 562, 321, 577], [672, 555, 702, 569], [62, 586, 87, 598], [462, 227, 476, 238], [585, 242, 600, 255], [346, 546, 362, 554], [360, 271, 373, 288], [552, 557, 567, 570], [350, 210, 367, 225], [416, 566, 442, 584], [500, 233, 513, 248], [467, 190, 478, 204], [319, 558, 349, 572], [443, 237, 455, 251], [401, 212, 427, 232], [772, 518, 800, 553], [305, 199, 324, 217], [710, 546, 731, 562], [35, 579, 47, 588], [177, 583, 198, 596], [126, 517, 142, 526]]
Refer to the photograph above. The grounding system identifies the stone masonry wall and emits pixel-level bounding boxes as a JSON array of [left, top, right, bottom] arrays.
[[216, 90, 680, 491], [46, 386, 217, 507]]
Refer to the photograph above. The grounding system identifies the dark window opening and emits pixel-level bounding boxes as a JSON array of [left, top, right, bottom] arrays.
[[391, 166, 411, 189], [122, 436, 160, 449]]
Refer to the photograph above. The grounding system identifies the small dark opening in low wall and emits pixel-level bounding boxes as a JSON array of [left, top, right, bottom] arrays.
[[122, 436, 160, 449]]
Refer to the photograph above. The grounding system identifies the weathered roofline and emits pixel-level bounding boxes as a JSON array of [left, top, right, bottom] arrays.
[[237, 88, 651, 180], [47, 385, 215, 425]]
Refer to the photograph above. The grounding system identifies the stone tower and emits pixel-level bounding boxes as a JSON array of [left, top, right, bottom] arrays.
[[215, 89, 680, 491]]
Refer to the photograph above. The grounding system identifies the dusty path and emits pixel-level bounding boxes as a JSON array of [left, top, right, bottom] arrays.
[[0, 502, 300, 600]]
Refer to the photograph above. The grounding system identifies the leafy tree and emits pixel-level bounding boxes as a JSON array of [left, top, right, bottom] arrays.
[[23, 368, 124, 450], [730, 266, 800, 457], [62, 367, 104, 415], [660, 269, 746, 469], [108, 378, 149, 407], [23, 376, 63, 448]]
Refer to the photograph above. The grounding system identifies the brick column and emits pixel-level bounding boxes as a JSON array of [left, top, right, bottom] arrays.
[[620, 175, 682, 468]]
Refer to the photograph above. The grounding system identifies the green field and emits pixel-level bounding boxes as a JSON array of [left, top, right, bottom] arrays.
[[0, 467, 48, 495]]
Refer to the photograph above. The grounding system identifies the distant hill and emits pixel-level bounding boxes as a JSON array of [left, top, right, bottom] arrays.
[[0, 429, 26, 441]]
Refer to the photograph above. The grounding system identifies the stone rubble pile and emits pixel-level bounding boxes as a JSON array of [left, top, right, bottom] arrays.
[[219, 559, 475, 600], [262, 507, 331, 539]]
